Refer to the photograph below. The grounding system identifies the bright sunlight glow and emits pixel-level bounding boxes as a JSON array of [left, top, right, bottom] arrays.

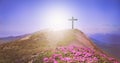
[[43, 6, 71, 31]]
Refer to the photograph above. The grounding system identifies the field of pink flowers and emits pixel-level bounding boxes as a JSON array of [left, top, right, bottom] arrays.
[[36, 46, 119, 63]]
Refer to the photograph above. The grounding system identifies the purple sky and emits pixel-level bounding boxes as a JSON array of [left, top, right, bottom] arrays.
[[0, 0, 120, 37]]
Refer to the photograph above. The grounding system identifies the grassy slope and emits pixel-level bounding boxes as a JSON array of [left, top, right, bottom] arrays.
[[0, 29, 118, 63], [0, 29, 76, 63]]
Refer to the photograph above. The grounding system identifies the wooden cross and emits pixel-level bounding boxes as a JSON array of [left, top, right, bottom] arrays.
[[69, 17, 78, 29]]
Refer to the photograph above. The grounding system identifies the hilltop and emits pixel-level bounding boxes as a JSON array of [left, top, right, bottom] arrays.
[[0, 29, 119, 63]]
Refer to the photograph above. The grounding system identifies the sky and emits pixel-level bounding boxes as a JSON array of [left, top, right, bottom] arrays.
[[0, 0, 120, 37]]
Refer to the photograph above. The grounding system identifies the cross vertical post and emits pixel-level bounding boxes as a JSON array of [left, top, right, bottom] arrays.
[[69, 17, 78, 29]]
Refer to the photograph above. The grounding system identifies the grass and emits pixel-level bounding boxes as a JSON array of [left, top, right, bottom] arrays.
[[0, 29, 119, 63]]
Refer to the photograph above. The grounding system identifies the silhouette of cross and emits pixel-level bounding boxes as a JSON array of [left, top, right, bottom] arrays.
[[69, 17, 78, 29]]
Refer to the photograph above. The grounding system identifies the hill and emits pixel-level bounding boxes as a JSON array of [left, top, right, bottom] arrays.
[[89, 33, 120, 59], [0, 35, 28, 44], [0, 29, 119, 63]]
